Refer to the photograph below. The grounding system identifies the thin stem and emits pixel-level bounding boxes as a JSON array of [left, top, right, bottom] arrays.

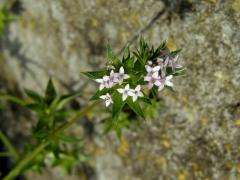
[[0, 130, 19, 160], [0, 152, 12, 157], [3, 142, 48, 180], [3, 100, 100, 180], [53, 100, 101, 136]]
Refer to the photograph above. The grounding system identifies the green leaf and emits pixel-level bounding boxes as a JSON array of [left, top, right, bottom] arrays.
[[104, 113, 130, 138], [127, 99, 145, 119], [59, 135, 83, 144], [56, 93, 80, 110], [158, 40, 167, 50], [81, 70, 106, 80], [138, 97, 152, 105], [139, 36, 148, 51], [51, 142, 60, 159], [0, 93, 26, 106], [112, 91, 125, 119], [173, 68, 186, 76], [45, 78, 57, 105], [90, 88, 113, 100], [24, 89, 44, 104], [150, 86, 158, 97], [107, 45, 121, 68], [25, 103, 44, 112], [133, 60, 145, 72], [171, 49, 182, 56], [123, 56, 135, 72], [122, 44, 130, 63]]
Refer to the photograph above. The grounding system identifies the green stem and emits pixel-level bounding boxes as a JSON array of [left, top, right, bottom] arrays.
[[3, 142, 48, 180], [3, 100, 100, 180], [0, 130, 19, 160], [0, 152, 12, 157]]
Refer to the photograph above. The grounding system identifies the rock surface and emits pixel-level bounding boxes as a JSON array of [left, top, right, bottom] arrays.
[[0, 0, 240, 179]]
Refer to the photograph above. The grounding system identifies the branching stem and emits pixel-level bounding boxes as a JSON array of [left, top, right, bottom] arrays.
[[3, 100, 100, 180]]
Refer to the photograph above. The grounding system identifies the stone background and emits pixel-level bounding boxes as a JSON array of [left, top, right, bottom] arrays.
[[0, 0, 240, 179]]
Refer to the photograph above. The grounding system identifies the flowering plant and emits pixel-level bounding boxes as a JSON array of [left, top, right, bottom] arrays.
[[0, 37, 185, 180], [83, 37, 185, 119]]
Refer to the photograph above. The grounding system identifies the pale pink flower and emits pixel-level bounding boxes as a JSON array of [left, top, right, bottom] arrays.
[[117, 84, 132, 101], [144, 72, 161, 89], [129, 85, 144, 102], [116, 67, 130, 84], [96, 76, 110, 90], [100, 93, 113, 107], [155, 75, 173, 91]]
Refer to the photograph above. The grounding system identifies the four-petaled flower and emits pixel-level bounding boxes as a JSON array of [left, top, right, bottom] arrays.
[[129, 85, 144, 102], [109, 70, 119, 87], [117, 84, 132, 101], [168, 55, 180, 73], [155, 75, 173, 91], [145, 64, 161, 77], [96, 76, 110, 90], [116, 66, 130, 84], [157, 57, 168, 77], [100, 93, 113, 107], [144, 71, 160, 89]]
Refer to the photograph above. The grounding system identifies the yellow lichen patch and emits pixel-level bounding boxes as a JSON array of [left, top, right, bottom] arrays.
[[214, 71, 228, 81], [91, 18, 99, 27], [225, 160, 233, 170], [237, 163, 240, 173], [232, 0, 240, 11], [234, 119, 240, 127], [162, 139, 171, 149], [131, 14, 139, 27], [162, 134, 171, 149], [195, 169, 204, 178], [201, 117, 209, 126], [117, 136, 129, 158], [167, 38, 177, 51], [86, 143, 104, 156], [154, 156, 167, 168], [178, 170, 188, 180], [224, 143, 232, 152]]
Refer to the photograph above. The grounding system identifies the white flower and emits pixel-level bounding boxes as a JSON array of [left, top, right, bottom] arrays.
[[100, 93, 113, 107], [109, 70, 119, 87], [144, 63, 161, 89], [155, 75, 173, 91], [144, 72, 161, 89], [168, 55, 182, 73], [117, 84, 132, 101], [145, 64, 161, 78], [96, 76, 110, 90], [157, 57, 168, 77], [147, 60, 153, 65], [128, 85, 144, 102], [116, 66, 130, 84]]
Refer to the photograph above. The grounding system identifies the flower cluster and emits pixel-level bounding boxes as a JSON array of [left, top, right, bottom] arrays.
[[144, 57, 177, 91], [83, 38, 184, 119], [96, 67, 129, 90], [96, 67, 144, 106]]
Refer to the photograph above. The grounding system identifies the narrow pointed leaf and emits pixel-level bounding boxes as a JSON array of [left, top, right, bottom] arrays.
[[107, 45, 121, 68], [59, 135, 83, 144], [0, 93, 26, 106], [90, 88, 113, 101], [81, 70, 106, 80], [24, 89, 44, 104], [112, 92, 125, 119], [127, 99, 145, 119], [45, 78, 57, 105]]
